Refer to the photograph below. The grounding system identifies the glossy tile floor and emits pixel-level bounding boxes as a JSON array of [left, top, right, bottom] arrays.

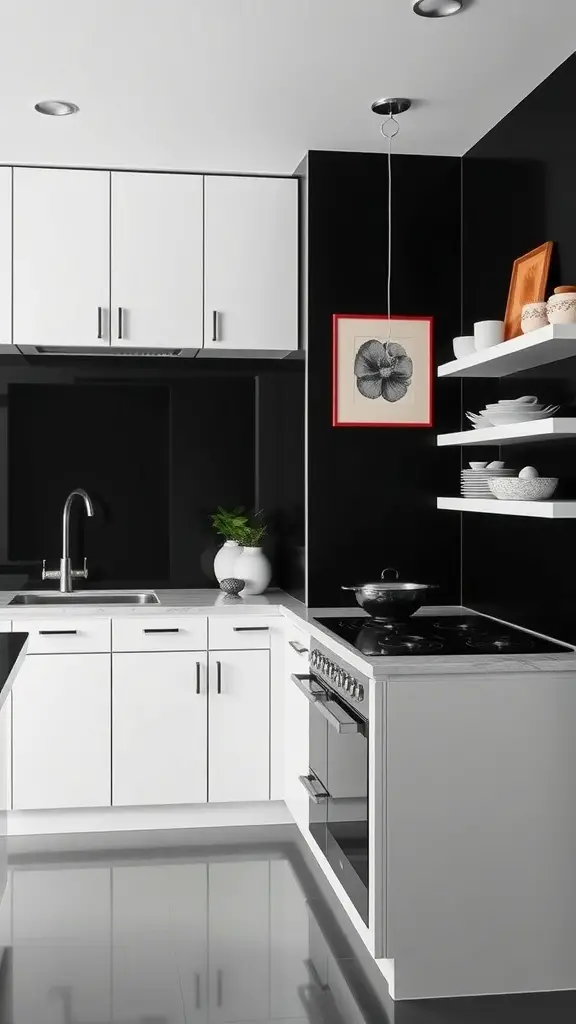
[[0, 826, 576, 1024]]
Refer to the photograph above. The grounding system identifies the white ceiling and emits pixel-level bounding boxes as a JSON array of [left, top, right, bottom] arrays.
[[0, 0, 575, 174]]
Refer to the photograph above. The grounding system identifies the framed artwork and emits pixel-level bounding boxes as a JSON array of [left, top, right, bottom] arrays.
[[332, 314, 433, 428], [504, 241, 553, 341]]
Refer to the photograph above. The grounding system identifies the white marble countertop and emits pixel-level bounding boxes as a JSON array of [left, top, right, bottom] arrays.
[[0, 588, 574, 677]]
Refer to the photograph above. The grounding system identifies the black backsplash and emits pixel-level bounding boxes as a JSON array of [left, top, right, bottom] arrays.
[[461, 52, 576, 643], [1, 355, 304, 596], [303, 151, 463, 609]]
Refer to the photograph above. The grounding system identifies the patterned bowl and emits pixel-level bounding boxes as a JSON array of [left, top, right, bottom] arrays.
[[219, 578, 246, 596], [488, 477, 558, 501]]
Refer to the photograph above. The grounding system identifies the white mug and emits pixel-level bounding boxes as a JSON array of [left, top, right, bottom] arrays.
[[452, 336, 476, 359], [474, 320, 504, 350]]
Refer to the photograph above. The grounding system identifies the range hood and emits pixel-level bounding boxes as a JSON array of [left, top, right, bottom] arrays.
[[15, 344, 294, 360], [16, 345, 197, 358]]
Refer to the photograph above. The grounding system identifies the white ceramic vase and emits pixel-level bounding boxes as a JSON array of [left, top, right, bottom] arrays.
[[234, 546, 272, 595], [213, 540, 242, 583]]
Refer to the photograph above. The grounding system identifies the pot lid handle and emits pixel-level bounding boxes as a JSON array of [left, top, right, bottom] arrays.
[[381, 567, 400, 581]]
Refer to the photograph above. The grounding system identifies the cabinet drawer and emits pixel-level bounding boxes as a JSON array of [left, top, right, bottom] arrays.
[[209, 617, 274, 650], [112, 616, 207, 652], [16, 618, 111, 655]]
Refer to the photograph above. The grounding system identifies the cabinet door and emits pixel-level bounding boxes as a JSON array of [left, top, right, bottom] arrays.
[[208, 650, 269, 802], [284, 635, 310, 832], [204, 176, 298, 353], [13, 167, 110, 348], [111, 171, 203, 350], [0, 168, 12, 347], [208, 860, 270, 1022], [12, 654, 111, 809], [112, 652, 207, 806]]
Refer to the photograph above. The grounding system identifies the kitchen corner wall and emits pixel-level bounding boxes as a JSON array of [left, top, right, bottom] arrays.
[[0, 356, 304, 597], [461, 52, 576, 644], [300, 150, 462, 608]]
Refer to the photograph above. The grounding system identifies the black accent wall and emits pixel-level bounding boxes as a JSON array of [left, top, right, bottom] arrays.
[[302, 151, 462, 608], [461, 52, 576, 644], [0, 355, 304, 596]]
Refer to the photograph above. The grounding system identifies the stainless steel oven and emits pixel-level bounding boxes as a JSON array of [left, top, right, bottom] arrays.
[[292, 644, 369, 925]]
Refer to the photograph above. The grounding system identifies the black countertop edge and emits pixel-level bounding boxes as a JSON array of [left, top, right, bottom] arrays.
[[0, 633, 28, 710]]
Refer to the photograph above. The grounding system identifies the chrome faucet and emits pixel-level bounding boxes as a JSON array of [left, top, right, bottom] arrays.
[[42, 489, 95, 593]]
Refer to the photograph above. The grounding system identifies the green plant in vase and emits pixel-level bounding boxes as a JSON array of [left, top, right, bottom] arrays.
[[234, 512, 271, 595], [211, 507, 250, 583]]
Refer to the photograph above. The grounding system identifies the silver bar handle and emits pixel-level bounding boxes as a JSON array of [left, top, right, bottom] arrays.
[[299, 774, 329, 804], [195, 972, 201, 1010], [212, 310, 220, 342], [117, 307, 124, 340], [216, 660, 222, 694], [97, 306, 103, 339], [216, 968, 223, 1007], [291, 673, 326, 703], [143, 628, 180, 634], [290, 674, 360, 734], [196, 661, 201, 695], [289, 640, 308, 655]]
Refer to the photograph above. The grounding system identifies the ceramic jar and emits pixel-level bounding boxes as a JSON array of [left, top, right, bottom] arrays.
[[213, 540, 242, 583], [234, 546, 272, 595], [521, 302, 548, 334], [547, 287, 576, 325]]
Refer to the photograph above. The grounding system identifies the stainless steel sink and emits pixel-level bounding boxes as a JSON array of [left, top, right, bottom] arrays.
[[9, 592, 160, 606]]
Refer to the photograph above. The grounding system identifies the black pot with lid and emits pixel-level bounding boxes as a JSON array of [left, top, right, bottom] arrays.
[[342, 567, 438, 621]]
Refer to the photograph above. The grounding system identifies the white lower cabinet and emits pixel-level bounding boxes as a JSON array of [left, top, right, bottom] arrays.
[[112, 651, 208, 806], [283, 632, 310, 832], [12, 654, 111, 810], [208, 650, 270, 802]]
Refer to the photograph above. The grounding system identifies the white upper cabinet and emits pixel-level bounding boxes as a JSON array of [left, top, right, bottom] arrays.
[[111, 171, 204, 350], [0, 168, 12, 348], [208, 650, 270, 802], [13, 168, 110, 349], [203, 175, 298, 354]]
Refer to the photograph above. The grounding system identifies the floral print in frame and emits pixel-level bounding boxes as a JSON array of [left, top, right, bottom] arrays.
[[332, 314, 433, 428]]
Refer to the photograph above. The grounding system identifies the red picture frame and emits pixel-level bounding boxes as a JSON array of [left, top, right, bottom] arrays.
[[332, 314, 434, 428]]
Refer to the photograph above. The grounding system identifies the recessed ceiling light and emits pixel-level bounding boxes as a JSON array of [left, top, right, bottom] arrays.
[[413, 0, 463, 16], [34, 100, 79, 116]]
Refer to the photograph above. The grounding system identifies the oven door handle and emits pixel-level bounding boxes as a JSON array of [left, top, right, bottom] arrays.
[[291, 673, 326, 702], [291, 674, 361, 734], [299, 774, 329, 803]]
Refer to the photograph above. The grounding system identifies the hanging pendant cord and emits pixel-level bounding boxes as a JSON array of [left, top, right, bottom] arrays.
[[381, 114, 400, 342], [387, 128, 392, 341]]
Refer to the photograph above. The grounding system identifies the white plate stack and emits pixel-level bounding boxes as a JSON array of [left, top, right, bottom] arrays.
[[466, 396, 560, 429], [461, 466, 517, 499]]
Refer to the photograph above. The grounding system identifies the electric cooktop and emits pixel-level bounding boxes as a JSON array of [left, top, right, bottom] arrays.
[[313, 614, 571, 657]]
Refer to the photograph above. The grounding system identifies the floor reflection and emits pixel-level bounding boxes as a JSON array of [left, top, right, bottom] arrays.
[[2, 829, 576, 1024], [0, 829, 386, 1024]]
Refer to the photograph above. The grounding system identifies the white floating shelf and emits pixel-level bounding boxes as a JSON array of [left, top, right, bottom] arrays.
[[438, 497, 576, 519], [437, 418, 576, 447], [438, 325, 576, 378]]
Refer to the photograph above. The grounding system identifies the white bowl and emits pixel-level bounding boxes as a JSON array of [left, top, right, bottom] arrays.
[[452, 336, 476, 359], [488, 477, 558, 501], [469, 461, 489, 470]]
